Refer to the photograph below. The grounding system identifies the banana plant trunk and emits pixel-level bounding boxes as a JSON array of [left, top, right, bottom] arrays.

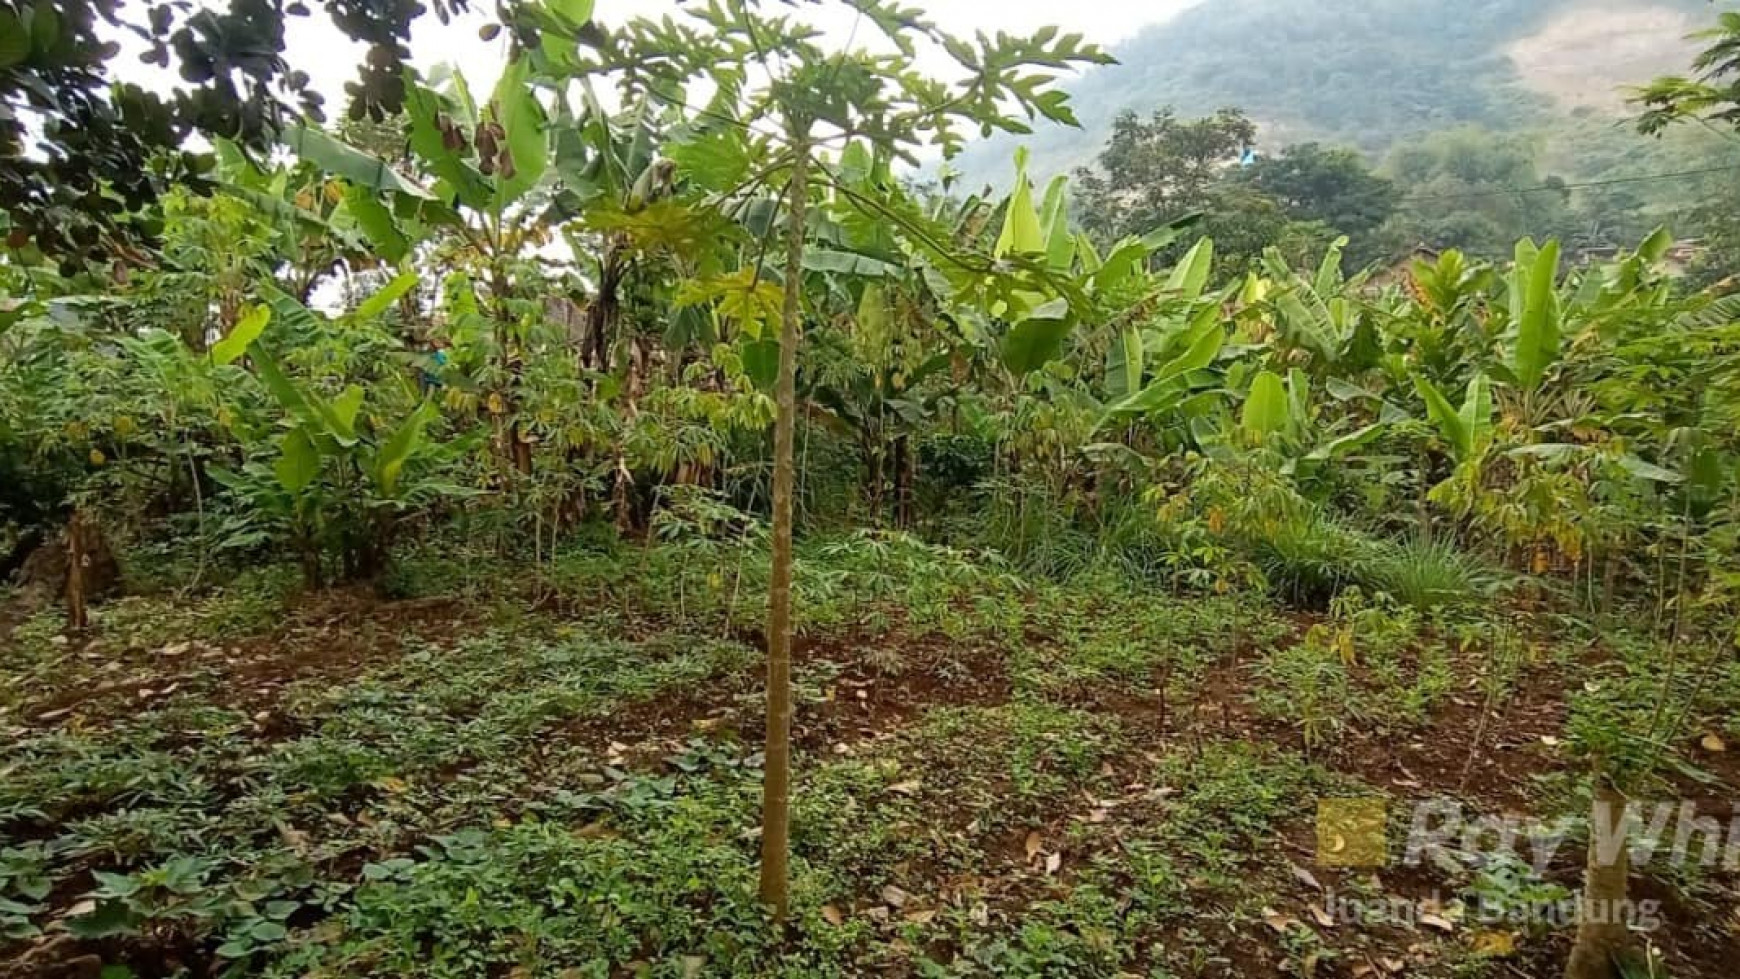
[[1565, 779, 1631, 979], [759, 134, 808, 920]]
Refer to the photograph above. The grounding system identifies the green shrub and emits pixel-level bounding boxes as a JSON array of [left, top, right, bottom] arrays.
[[1356, 536, 1506, 612]]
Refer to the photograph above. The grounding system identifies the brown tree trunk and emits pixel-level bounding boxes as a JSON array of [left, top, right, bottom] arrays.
[[1565, 780, 1632, 979], [758, 134, 807, 921]]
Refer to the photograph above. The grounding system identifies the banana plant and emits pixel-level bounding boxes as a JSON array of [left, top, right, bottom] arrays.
[[210, 284, 466, 587], [1413, 371, 1493, 466], [1501, 237, 1562, 393]]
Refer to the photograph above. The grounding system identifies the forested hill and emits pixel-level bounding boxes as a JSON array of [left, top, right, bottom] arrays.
[[950, 0, 1727, 188]]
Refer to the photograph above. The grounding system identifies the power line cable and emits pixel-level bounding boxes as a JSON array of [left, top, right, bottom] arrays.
[[1394, 163, 1740, 204]]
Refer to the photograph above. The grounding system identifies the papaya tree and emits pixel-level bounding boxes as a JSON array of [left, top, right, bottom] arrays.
[[546, 0, 1110, 916]]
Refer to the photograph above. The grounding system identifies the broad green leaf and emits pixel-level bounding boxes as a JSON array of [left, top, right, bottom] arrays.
[[330, 386, 366, 434], [1241, 370, 1290, 442], [1155, 306, 1225, 379], [493, 57, 548, 206], [1458, 373, 1492, 451], [253, 346, 358, 447], [742, 339, 780, 390], [356, 270, 419, 320], [1616, 454, 1681, 484], [1093, 239, 1150, 293], [404, 79, 494, 210], [341, 186, 413, 262], [210, 306, 270, 366], [253, 351, 318, 425], [1414, 374, 1470, 461], [994, 149, 1044, 258], [1038, 175, 1074, 270], [1103, 306, 1226, 422], [1305, 423, 1385, 461], [280, 125, 432, 200], [274, 429, 321, 494], [372, 402, 438, 497], [1001, 298, 1071, 374], [1512, 239, 1561, 390], [257, 282, 325, 337], [1313, 236, 1348, 296], [1636, 225, 1672, 264], [550, 0, 595, 26], [1075, 232, 1103, 274], [1508, 443, 1581, 464], [0, 11, 28, 68], [1164, 239, 1214, 301], [802, 249, 896, 277], [1106, 327, 1143, 401]]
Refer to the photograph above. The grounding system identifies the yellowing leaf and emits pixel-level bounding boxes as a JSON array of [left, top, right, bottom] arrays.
[[1472, 930, 1516, 957]]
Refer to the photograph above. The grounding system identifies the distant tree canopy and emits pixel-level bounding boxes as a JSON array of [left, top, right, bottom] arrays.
[[1073, 107, 1397, 273], [0, 0, 469, 271], [1240, 143, 1399, 239], [1073, 108, 1256, 243], [1376, 128, 1570, 259]]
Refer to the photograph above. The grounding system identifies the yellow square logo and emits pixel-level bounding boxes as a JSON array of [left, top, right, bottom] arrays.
[[1317, 798, 1387, 867]]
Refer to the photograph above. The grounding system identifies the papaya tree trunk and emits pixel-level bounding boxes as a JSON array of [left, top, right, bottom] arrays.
[[1565, 779, 1631, 979], [758, 133, 807, 920]]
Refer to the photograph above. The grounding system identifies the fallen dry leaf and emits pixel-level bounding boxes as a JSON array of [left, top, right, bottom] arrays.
[[1262, 907, 1299, 934], [820, 904, 843, 926], [1024, 830, 1043, 862], [1702, 732, 1727, 753], [1044, 851, 1062, 875], [888, 779, 922, 796], [880, 884, 911, 909], [1420, 912, 1455, 933]]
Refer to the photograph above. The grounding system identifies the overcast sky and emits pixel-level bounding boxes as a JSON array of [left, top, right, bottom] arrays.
[[112, 0, 1204, 109]]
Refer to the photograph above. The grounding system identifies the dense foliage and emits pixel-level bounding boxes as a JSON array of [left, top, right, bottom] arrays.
[[2, 2, 1740, 978]]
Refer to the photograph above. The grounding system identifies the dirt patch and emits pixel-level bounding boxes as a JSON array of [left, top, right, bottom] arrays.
[[21, 589, 471, 728], [1507, 1, 1702, 112], [792, 633, 1014, 752]]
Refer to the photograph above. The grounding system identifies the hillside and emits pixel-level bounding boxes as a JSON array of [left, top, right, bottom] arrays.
[[949, 0, 1727, 189]]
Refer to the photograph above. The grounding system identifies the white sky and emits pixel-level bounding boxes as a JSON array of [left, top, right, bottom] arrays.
[[111, 0, 1203, 110]]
